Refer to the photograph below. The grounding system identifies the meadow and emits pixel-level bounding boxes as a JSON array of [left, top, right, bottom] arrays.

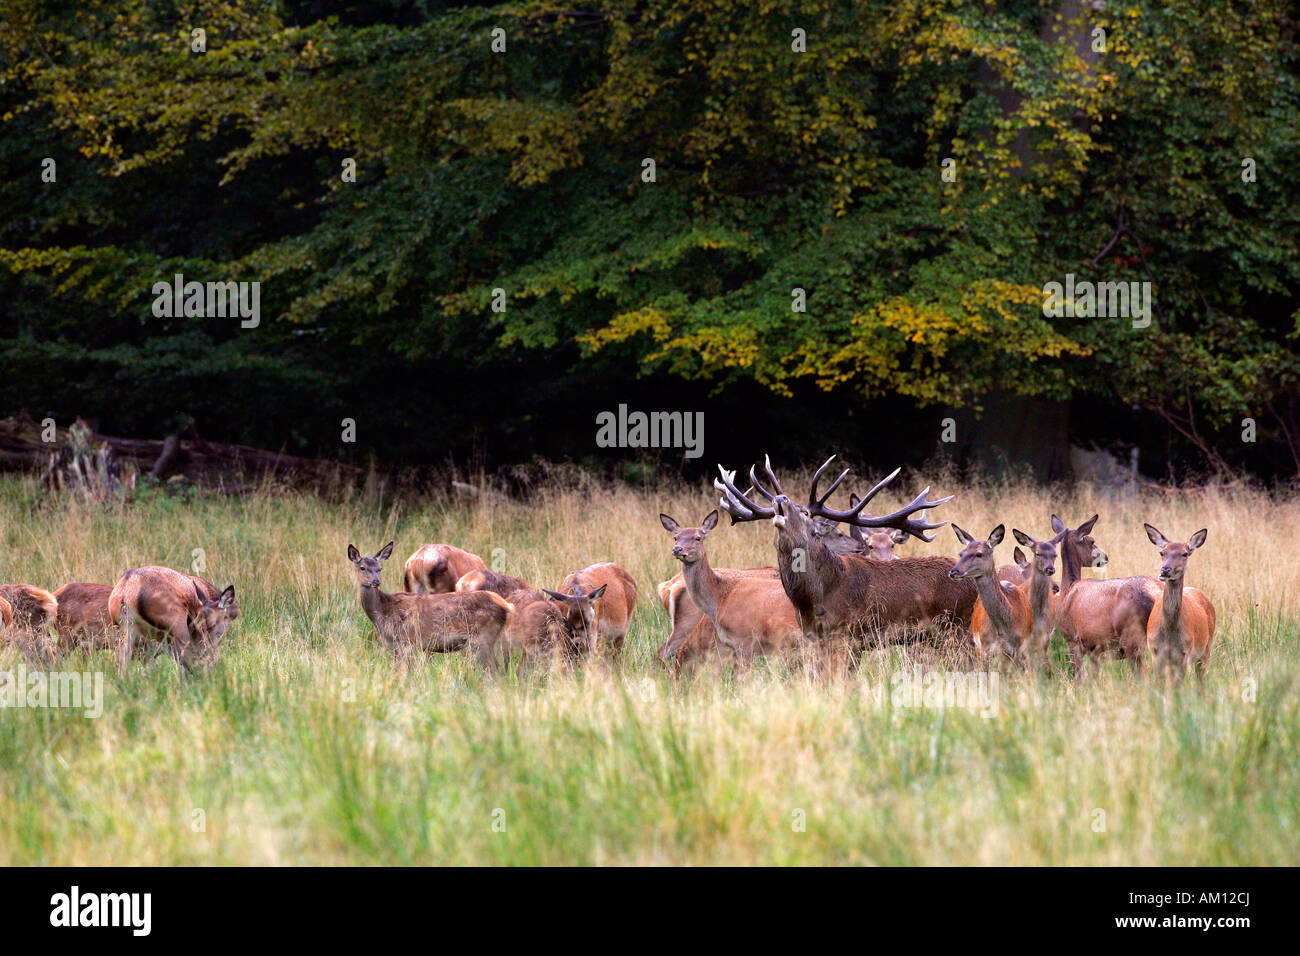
[[0, 467, 1296, 865]]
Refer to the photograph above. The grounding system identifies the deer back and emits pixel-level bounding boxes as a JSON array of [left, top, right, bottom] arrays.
[[403, 544, 488, 593], [0, 584, 58, 631]]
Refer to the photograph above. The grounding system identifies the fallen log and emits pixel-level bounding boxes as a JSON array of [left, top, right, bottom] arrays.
[[0, 412, 363, 495]]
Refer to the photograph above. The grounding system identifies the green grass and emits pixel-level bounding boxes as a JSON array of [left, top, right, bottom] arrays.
[[0, 474, 1297, 864]]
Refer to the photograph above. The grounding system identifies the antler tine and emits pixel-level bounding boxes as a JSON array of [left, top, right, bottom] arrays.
[[762, 454, 785, 497], [748, 462, 779, 503], [715, 465, 776, 524], [808, 455, 851, 508], [812, 466, 954, 541]]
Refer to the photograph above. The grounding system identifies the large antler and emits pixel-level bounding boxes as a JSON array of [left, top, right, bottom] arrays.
[[714, 462, 777, 524], [807, 457, 952, 542]]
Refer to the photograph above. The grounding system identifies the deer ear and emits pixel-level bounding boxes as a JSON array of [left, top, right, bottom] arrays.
[[376, 541, 394, 561], [849, 493, 862, 507], [1078, 514, 1099, 535], [1050, 529, 1068, 546], [659, 514, 680, 534], [701, 510, 719, 533], [1013, 546, 1028, 568], [1012, 528, 1034, 548], [217, 585, 235, 609], [347, 544, 361, 563], [589, 584, 608, 601], [952, 524, 973, 544], [987, 525, 1005, 547], [193, 582, 211, 607], [541, 588, 570, 603], [1144, 523, 1167, 548], [1050, 514, 1066, 534], [1188, 528, 1208, 550]]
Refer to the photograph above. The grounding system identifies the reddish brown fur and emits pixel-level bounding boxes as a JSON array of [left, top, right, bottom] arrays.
[[1143, 525, 1216, 680], [402, 544, 488, 594], [951, 525, 1032, 663], [661, 512, 801, 667], [1052, 514, 1156, 677], [455, 568, 531, 598], [0, 584, 58, 632], [108, 567, 236, 673], [0, 596, 11, 630], [654, 567, 778, 673], [553, 563, 638, 658], [53, 582, 116, 650]]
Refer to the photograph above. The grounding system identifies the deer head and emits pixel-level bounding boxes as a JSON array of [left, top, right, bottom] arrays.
[[1012, 528, 1064, 579], [348, 541, 394, 589], [1050, 514, 1108, 569], [660, 511, 717, 564], [949, 524, 1004, 580], [542, 582, 607, 641], [1143, 524, 1208, 583], [188, 583, 238, 657]]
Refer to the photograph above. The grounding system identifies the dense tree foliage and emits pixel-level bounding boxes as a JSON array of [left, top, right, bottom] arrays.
[[2, 0, 1297, 477]]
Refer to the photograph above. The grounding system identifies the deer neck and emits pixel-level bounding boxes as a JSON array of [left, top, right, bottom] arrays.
[[1060, 540, 1083, 596], [975, 571, 1015, 637], [358, 583, 388, 626], [1158, 576, 1185, 641], [681, 551, 726, 625], [1029, 569, 1053, 637]]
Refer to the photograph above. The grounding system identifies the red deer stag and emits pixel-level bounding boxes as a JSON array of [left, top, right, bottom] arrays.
[[660, 511, 801, 667], [348, 543, 509, 670], [715, 456, 974, 651], [950, 525, 1032, 663], [54, 582, 116, 651], [1053, 513, 1158, 678], [108, 568, 237, 674], [1143, 525, 1215, 681], [403, 544, 488, 594], [544, 563, 637, 660]]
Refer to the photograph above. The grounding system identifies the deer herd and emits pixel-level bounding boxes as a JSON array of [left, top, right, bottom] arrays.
[[0, 456, 1216, 684]]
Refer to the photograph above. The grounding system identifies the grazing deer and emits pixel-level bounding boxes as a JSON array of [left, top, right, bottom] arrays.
[[500, 594, 572, 676], [0, 584, 60, 660], [949, 525, 1032, 663], [716, 456, 975, 651], [1053, 513, 1158, 678], [544, 563, 637, 659], [0, 595, 11, 632], [1011, 529, 1064, 670], [349, 543, 511, 670], [455, 568, 532, 599], [1143, 525, 1216, 680], [53, 582, 117, 651], [654, 566, 778, 674], [108, 568, 237, 674], [0, 584, 58, 632], [660, 511, 802, 667], [403, 544, 488, 594]]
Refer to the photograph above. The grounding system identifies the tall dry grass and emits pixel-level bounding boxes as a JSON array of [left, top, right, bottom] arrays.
[[0, 470, 1296, 865]]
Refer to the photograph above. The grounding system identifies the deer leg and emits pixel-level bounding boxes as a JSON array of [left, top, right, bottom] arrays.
[[116, 617, 136, 676]]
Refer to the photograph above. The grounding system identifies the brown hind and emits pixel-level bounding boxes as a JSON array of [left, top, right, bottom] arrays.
[[349, 542, 509, 670], [54, 582, 117, 651], [661, 511, 802, 668], [949, 524, 1032, 664], [1053, 513, 1158, 678], [1143, 524, 1216, 682]]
